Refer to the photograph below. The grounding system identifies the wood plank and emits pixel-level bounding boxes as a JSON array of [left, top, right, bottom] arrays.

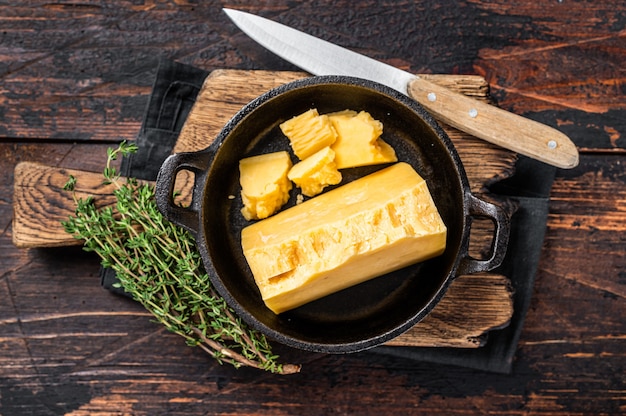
[[2, 0, 625, 413], [1, 3, 621, 152], [385, 273, 513, 347], [3, 153, 623, 414], [12, 162, 194, 248], [12, 162, 117, 248], [534, 154, 626, 301], [515, 154, 626, 411]]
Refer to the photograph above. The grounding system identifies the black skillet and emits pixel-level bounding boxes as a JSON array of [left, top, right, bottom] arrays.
[[155, 76, 510, 353]]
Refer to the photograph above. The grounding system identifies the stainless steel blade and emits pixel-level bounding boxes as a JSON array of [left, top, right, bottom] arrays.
[[223, 8, 416, 95], [223, 8, 579, 169]]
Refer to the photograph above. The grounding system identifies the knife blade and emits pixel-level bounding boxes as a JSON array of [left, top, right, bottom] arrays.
[[223, 8, 578, 169]]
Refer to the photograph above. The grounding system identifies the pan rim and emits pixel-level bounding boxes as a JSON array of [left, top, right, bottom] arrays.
[[197, 75, 473, 353]]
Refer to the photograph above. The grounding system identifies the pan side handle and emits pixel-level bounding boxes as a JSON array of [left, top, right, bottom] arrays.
[[456, 193, 512, 275], [155, 150, 214, 236]]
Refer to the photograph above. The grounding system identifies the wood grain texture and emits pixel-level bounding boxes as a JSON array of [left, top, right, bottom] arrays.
[[2, 2, 621, 149], [11, 70, 515, 349], [13, 70, 516, 247], [176, 70, 518, 194], [2, 151, 624, 415], [12, 162, 118, 248], [10, 161, 513, 348], [12, 162, 195, 248], [1, 0, 625, 414], [385, 273, 513, 347], [408, 77, 578, 168], [515, 155, 626, 414]]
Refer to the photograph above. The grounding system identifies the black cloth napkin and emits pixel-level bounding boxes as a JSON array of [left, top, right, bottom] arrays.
[[374, 158, 554, 373], [99, 60, 209, 295], [102, 59, 555, 374]]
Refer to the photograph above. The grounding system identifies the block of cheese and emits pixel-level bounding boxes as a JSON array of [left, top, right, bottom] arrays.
[[287, 146, 342, 197], [328, 110, 397, 169], [239, 151, 293, 220], [279, 108, 337, 159], [241, 162, 447, 314]]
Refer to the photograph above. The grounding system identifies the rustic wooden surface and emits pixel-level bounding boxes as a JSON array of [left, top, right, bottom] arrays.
[[12, 70, 515, 247], [11, 69, 515, 349], [1, 1, 625, 415]]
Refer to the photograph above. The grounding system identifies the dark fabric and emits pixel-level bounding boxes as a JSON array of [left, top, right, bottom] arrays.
[[99, 60, 209, 295], [122, 60, 209, 178], [102, 60, 555, 373], [375, 157, 555, 373]]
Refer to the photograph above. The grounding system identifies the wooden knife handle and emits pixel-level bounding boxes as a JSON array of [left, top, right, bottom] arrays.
[[407, 77, 579, 169]]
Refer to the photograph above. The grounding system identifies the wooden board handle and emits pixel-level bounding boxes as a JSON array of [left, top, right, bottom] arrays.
[[408, 77, 579, 169], [12, 162, 194, 248], [13, 162, 117, 248]]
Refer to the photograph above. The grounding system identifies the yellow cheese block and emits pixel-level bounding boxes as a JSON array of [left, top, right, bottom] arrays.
[[241, 162, 447, 314], [279, 108, 337, 159], [328, 110, 397, 169], [287, 146, 342, 197], [239, 151, 293, 220]]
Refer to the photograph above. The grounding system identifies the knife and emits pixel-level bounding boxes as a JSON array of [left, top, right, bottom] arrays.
[[223, 8, 578, 169]]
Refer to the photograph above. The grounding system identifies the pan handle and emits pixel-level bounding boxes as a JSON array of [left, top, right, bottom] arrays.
[[457, 193, 511, 275], [155, 150, 214, 236]]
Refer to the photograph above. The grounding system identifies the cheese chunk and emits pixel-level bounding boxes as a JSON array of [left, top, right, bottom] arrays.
[[288, 146, 342, 197], [280, 108, 338, 159], [239, 151, 293, 220], [241, 162, 447, 314], [328, 110, 397, 169]]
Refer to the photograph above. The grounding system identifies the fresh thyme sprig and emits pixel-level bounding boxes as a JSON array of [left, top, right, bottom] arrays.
[[62, 142, 300, 374]]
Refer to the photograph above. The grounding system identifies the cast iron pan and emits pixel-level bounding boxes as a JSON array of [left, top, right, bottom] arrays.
[[155, 76, 510, 353]]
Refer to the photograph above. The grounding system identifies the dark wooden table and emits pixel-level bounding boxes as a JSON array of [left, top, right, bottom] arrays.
[[2, 2, 625, 415]]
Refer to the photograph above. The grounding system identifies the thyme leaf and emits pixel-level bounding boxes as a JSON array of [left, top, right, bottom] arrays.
[[62, 142, 300, 375]]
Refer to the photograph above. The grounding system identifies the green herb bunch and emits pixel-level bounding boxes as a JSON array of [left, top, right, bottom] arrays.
[[62, 142, 300, 375]]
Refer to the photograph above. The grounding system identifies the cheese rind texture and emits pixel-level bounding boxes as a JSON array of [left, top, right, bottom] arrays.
[[287, 146, 342, 197], [241, 162, 447, 314], [239, 151, 293, 220]]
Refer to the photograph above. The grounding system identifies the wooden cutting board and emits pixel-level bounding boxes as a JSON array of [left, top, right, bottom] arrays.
[[13, 69, 517, 348]]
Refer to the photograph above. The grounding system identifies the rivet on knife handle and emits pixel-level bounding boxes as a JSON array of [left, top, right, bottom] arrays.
[[408, 77, 579, 169]]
